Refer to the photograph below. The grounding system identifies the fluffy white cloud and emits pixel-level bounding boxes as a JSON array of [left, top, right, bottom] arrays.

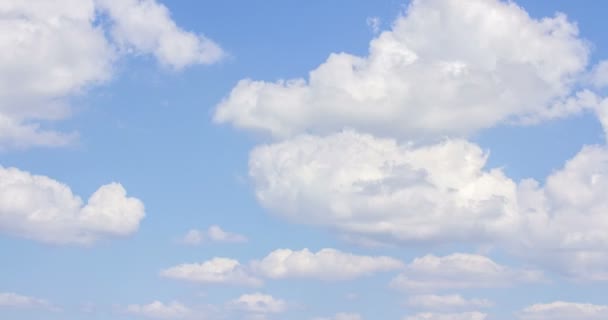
[[249, 131, 519, 245], [391, 253, 542, 292], [0, 292, 56, 310], [251, 248, 404, 280], [513, 141, 608, 279], [95, 0, 224, 69], [0, 0, 223, 149], [406, 295, 493, 310], [179, 225, 248, 245], [404, 312, 487, 320], [160, 257, 263, 287], [126, 301, 191, 319], [518, 301, 608, 320], [215, 0, 589, 140], [248, 128, 608, 278], [228, 293, 287, 314], [0, 166, 144, 244]]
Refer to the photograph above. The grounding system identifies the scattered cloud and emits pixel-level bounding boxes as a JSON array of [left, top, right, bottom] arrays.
[[251, 248, 403, 280], [163, 248, 403, 286], [227, 293, 287, 314], [126, 301, 191, 319], [0, 292, 57, 311], [0, 166, 145, 244], [406, 294, 493, 310], [313, 312, 363, 320], [403, 312, 487, 320], [179, 225, 248, 246], [391, 253, 543, 292], [160, 257, 263, 287], [518, 301, 608, 320]]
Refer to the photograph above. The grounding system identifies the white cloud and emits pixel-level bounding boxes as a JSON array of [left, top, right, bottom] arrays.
[[228, 293, 287, 314], [0, 0, 223, 149], [208, 225, 248, 243], [0, 166, 145, 244], [126, 301, 191, 319], [518, 301, 608, 320], [249, 131, 519, 245], [313, 312, 363, 320], [179, 225, 248, 245], [95, 0, 224, 69], [215, 0, 589, 140], [163, 248, 402, 286], [390, 253, 542, 292], [0, 292, 56, 310], [251, 248, 404, 280], [160, 257, 263, 287], [591, 61, 608, 88], [406, 295, 493, 310], [513, 142, 608, 280], [404, 312, 487, 320]]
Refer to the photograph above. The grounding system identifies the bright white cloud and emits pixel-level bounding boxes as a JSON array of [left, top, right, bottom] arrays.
[[228, 293, 287, 314], [514, 142, 608, 280], [404, 312, 487, 320], [95, 0, 224, 69], [406, 295, 493, 310], [391, 253, 542, 292], [126, 301, 191, 319], [251, 248, 404, 280], [0, 292, 56, 310], [518, 301, 608, 320], [0, 0, 223, 149], [179, 225, 248, 245], [0, 166, 145, 244], [249, 131, 519, 245], [160, 257, 263, 287], [215, 0, 589, 140]]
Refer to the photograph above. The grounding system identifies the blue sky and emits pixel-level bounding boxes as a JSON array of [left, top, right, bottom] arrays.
[[1, 1, 608, 319]]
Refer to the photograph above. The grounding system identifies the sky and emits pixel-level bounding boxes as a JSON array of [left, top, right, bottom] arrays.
[[1, 0, 608, 319]]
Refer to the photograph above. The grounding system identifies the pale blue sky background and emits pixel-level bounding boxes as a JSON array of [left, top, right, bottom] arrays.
[[1, 1, 608, 319]]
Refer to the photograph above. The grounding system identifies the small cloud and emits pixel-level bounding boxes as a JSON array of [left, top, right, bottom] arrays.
[[0, 292, 59, 312], [178, 225, 248, 246], [366, 16, 381, 34]]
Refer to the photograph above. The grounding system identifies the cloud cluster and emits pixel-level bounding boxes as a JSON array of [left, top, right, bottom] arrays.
[[0, 0, 223, 149], [0, 166, 145, 244], [220, 0, 608, 281]]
